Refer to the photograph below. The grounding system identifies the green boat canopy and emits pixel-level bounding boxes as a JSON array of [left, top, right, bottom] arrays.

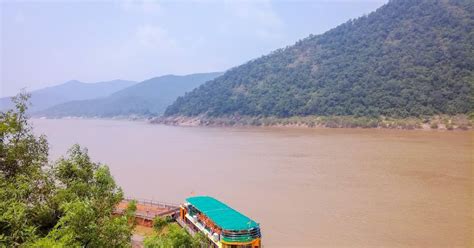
[[186, 196, 259, 231]]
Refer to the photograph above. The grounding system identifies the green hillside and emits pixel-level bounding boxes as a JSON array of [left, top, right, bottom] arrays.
[[165, 0, 473, 119], [38, 72, 222, 117]]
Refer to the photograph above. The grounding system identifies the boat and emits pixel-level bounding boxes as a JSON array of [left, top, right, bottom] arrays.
[[178, 196, 262, 248]]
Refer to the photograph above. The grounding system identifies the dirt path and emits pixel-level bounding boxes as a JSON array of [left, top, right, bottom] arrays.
[[132, 234, 144, 248]]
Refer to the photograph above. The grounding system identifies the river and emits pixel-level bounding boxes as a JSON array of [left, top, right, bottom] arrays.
[[32, 118, 473, 247]]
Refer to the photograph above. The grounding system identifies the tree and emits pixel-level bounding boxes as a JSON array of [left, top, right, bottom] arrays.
[[31, 145, 134, 247], [0, 93, 135, 247], [191, 233, 208, 248], [145, 221, 209, 248], [144, 223, 199, 248], [0, 93, 52, 246], [152, 216, 168, 233]]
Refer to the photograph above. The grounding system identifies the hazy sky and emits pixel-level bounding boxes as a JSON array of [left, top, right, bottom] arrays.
[[1, 0, 387, 97]]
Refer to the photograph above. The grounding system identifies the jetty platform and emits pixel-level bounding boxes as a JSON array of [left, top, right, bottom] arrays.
[[114, 198, 180, 227]]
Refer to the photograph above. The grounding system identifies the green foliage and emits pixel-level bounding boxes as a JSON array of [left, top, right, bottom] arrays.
[[143, 235, 166, 248], [144, 223, 195, 248], [165, 0, 474, 119], [191, 232, 208, 248], [164, 224, 194, 248], [152, 216, 168, 233], [0, 93, 52, 246], [32, 147, 133, 248], [125, 200, 137, 227], [0, 93, 134, 247], [53, 145, 123, 213], [0, 93, 49, 179]]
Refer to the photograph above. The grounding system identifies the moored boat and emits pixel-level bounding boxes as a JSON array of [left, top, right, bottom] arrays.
[[178, 196, 261, 248]]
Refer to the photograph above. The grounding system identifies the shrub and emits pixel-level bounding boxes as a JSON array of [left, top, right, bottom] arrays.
[[152, 216, 168, 233], [144, 223, 193, 248]]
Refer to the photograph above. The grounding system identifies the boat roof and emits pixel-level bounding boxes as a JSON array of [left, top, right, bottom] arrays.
[[186, 196, 259, 231]]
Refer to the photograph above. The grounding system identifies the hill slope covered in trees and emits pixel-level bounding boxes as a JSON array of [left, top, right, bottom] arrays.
[[38, 72, 222, 117], [165, 0, 473, 120]]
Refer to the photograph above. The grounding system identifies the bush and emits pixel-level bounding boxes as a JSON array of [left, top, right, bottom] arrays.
[[144, 223, 193, 248], [152, 216, 169, 233]]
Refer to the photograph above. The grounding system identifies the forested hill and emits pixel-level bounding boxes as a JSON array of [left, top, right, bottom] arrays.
[[38, 72, 222, 117], [165, 0, 473, 118]]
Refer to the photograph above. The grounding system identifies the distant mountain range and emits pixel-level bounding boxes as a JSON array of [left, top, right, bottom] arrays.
[[0, 80, 136, 112], [34, 72, 222, 117], [165, 0, 473, 118]]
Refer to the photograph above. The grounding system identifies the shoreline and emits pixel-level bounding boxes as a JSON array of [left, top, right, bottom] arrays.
[[32, 115, 152, 122], [32, 114, 473, 131], [151, 114, 473, 131]]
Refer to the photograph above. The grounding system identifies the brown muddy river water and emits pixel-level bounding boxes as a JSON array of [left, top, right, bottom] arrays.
[[32, 119, 472, 247]]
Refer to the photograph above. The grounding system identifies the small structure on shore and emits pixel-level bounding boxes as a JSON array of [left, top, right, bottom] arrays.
[[177, 196, 262, 248], [114, 198, 180, 227]]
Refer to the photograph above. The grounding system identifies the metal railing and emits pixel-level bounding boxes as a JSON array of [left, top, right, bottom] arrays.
[[123, 197, 180, 209], [114, 197, 181, 220], [176, 217, 197, 237]]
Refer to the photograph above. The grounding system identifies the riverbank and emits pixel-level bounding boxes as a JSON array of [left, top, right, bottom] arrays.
[[151, 114, 473, 130]]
